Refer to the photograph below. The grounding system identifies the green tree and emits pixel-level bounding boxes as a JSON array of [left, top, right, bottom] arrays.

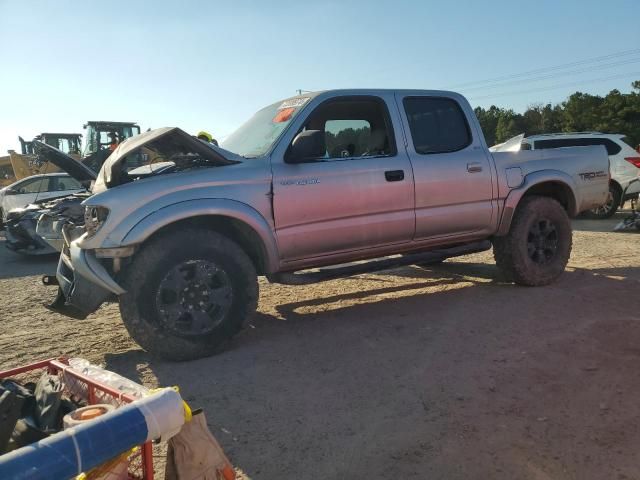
[[474, 105, 502, 146], [473, 80, 640, 147], [522, 104, 544, 135], [561, 92, 603, 132], [540, 104, 564, 133], [596, 87, 640, 146], [495, 109, 525, 143]]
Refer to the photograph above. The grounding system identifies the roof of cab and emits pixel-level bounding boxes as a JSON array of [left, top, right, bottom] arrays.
[[285, 88, 461, 98]]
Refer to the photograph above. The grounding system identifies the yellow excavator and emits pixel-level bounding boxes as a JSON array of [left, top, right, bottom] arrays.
[[8, 133, 82, 180], [0, 155, 14, 187], [7, 121, 141, 180]]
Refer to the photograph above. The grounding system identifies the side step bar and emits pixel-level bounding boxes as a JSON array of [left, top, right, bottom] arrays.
[[268, 240, 492, 285]]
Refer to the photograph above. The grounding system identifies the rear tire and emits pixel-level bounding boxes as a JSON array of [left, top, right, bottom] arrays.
[[585, 184, 620, 219], [493, 196, 572, 286], [119, 228, 258, 361]]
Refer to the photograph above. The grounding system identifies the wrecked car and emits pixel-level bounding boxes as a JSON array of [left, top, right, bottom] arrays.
[[4, 145, 96, 254], [5, 192, 91, 255], [4, 204, 57, 254], [46, 89, 610, 360], [0, 173, 85, 227]]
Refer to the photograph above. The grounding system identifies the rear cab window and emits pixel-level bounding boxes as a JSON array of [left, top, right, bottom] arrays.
[[403, 97, 471, 154]]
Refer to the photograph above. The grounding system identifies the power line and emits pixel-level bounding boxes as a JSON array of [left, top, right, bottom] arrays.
[[468, 71, 640, 101], [460, 57, 640, 92], [450, 48, 640, 89]]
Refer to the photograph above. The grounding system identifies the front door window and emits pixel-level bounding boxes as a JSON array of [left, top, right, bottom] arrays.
[[289, 96, 396, 162]]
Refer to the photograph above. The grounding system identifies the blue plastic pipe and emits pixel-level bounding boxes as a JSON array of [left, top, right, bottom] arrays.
[[0, 388, 185, 480]]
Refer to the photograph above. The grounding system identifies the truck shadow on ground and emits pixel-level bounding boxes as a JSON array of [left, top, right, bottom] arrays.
[[104, 259, 640, 374], [102, 260, 639, 479], [0, 252, 57, 280], [0, 236, 58, 279], [268, 263, 507, 322]]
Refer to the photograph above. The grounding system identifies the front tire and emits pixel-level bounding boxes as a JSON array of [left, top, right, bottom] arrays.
[[493, 196, 572, 286], [119, 228, 258, 361]]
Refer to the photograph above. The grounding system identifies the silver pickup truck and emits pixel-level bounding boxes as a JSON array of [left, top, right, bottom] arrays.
[[42, 89, 609, 360]]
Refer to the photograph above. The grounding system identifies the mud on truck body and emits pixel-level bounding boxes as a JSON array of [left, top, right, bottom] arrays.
[[42, 89, 610, 360]]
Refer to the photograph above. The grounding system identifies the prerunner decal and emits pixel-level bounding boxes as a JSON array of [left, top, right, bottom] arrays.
[[278, 97, 310, 110]]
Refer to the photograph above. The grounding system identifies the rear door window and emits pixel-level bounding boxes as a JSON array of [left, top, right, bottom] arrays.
[[534, 138, 621, 155], [51, 175, 82, 191], [403, 97, 471, 154], [17, 177, 51, 193]]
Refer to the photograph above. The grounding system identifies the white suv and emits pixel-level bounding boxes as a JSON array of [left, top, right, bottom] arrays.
[[520, 133, 640, 218]]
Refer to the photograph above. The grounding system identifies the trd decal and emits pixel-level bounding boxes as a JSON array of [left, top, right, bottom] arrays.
[[578, 171, 607, 181]]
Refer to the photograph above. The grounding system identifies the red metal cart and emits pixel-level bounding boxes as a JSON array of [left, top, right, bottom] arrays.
[[0, 358, 156, 479]]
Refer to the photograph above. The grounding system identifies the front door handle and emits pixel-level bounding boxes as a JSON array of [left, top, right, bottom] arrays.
[[467, 162, 483, 173], [385, 170, 404, 182]]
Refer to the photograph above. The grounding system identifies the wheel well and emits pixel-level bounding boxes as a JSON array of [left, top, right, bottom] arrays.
[[522, 181, 576, 214], [608, 180, 624, 207], [141, 215, 268, 274], [609, 179, 622, 195]]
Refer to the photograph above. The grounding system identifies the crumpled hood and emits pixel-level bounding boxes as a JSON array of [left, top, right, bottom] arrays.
[[94, 127, 241, 193], [32, 141, 97, 183]]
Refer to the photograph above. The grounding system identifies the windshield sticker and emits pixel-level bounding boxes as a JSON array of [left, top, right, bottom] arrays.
[[278, 97, 310, 110], [273, 107, 296, 123]]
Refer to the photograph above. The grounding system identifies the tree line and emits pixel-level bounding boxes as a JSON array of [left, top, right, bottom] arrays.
[[474, 80, 640, 148]]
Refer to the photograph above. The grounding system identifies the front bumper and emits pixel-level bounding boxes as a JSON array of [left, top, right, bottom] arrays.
[[51, 234, 126, 319]]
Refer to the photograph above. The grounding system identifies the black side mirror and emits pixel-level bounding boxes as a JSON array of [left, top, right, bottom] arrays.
[[4, 188, 17, 196], [286, 130, 325, 164]]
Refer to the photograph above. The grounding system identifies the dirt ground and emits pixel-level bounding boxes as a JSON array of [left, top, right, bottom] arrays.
[[0, 214, 639, 480]]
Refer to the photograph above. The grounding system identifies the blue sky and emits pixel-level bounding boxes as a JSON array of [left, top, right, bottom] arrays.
[[1, 0, 639, 152]]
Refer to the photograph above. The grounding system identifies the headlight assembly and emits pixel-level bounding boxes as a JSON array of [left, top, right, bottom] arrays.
[[84, 206, 109, 237]]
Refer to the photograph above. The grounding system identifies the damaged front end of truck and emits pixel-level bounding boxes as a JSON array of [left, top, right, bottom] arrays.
[[42, 127, 240, 319]]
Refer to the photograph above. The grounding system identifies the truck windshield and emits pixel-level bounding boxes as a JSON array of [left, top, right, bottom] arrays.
[[222, 97, 309, 158]]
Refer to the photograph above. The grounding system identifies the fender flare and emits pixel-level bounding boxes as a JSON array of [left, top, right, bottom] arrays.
[[496, 170, 579, 236], [116, 198, 280, 272]]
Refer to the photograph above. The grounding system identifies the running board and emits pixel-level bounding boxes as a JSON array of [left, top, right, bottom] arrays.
[[268, 240, 492, 285]]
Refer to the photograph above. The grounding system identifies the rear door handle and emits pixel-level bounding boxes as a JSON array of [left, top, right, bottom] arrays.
[[385, 170, 404, 182], [467, 162, 483, 173]]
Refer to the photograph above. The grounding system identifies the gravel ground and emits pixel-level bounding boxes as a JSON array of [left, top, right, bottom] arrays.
[[0, 214, 639, 479]]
